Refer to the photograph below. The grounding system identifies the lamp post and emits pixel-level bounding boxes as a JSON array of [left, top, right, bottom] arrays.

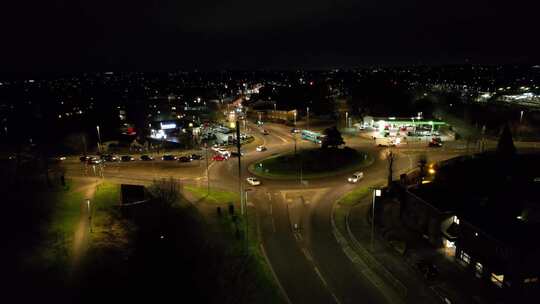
[[205, 143, 210, 195], [370, 188, 382, 250], [86, 199, 92, 233], [345, 111, 349, 128], [96, 125, 102, 152], [244, 188, 253, 253], [293, 111, 297, 126], [307, 107, 310, 130]]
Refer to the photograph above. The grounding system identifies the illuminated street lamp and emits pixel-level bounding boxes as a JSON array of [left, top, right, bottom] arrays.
[[293, 110, 297, 126], [371, 188, 382, 250], [96, 125, 102, 152], [345, 111, 349, 128], [86, 199, 92, 233]]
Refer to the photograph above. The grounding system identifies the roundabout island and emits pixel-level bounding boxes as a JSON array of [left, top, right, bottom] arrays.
[[248, 147, 373, 180]]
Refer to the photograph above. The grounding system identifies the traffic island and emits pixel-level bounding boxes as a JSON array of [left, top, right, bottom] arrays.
[[248, 147, 373, 180]]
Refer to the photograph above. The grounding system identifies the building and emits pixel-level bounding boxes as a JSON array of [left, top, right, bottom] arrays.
[[390, 154, 540, 298]]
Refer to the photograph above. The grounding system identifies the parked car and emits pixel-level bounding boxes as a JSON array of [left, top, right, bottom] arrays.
[[162, 155, 177, 161], [121, 155, 135, 162], [415, 260, 439, 280], [104, 154, 120, 162], [190, 154, 203, 160], [256, 145, 267, 152], [87, 157, 102, 165], [178, 156, 192, 162], [230, 151, 245, 157], [212, 154, 227, 161], [140, 155, 154, 161], [80, 155, 91, 162], [348, 172, 364, 183], [246, 177, 261, 186]]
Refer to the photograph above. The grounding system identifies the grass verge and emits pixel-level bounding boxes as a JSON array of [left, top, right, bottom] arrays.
[[184, 184, 240, 205], [249, 148, 374, 180]]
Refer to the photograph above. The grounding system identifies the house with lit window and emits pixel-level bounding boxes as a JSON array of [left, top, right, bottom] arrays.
[[396, 153, 540, 298]]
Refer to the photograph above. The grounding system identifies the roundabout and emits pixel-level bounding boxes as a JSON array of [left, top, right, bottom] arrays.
[[248, 147, 374, 180]]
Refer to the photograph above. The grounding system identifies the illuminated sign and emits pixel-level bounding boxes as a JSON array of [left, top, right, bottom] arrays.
[[160, 122, 176, 130]]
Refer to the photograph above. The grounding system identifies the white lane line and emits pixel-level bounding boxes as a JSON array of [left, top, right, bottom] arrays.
[[314, 266, 328, 286], [302, 248, 313, 261], [275, 134, 288, 143]]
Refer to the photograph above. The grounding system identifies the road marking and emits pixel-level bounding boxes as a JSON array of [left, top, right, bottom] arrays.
[[314, 266, 328, 286], [302, 248, 313, 261], [269, 203, 273, 215]]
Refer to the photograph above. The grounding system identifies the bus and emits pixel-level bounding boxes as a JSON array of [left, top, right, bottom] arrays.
[[301, 130, 325, 144]]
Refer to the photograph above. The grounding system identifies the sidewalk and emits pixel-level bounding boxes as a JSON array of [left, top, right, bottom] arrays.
[[346, 197, 497, 304]]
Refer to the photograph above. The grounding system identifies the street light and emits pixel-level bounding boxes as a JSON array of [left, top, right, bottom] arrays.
[[345, 111, 349, 128], [371, 189, 382, 250], [307, 107, 310, 130], [96, 125, 102, 152], [293, 110, 297, 126], [244, 188, 253, 253], [86, 199, 92, 233]]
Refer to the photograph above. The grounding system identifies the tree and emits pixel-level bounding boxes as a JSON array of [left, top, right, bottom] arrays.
[[148, 178, 181, 208], [321, 126, 345, 149], [496, 124, 516, 159]]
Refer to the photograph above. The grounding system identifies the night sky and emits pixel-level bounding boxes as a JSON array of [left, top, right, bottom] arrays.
[[1, 0, 539, 73]]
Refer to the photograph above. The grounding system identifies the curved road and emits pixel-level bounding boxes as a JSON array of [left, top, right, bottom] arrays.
[[63, 122, 472, 304]]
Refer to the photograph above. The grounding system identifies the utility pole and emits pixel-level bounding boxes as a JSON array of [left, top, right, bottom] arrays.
[[307, 107, 310, 130], [244, 188, 252, 253], [236, 120, 243, 217], [370, 188, 382, 250], [205, 143, 210, 194]]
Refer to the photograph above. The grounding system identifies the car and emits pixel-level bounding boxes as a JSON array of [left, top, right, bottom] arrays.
[[162, 155, 177, 161], [87, 157, 102, 165], [212, 154, 227, 161], [246, 177, 261, 186], [104, 154, 120, 162], [121, 155, 135, 162], [256, 145, 267, 152], [80, 155, 91, 162], [415, 260, 439, 280], [190, 154, 203, 160], [230, 151, 245, 157], [290, 128, 301, 133], [140, 155, 154, 161], [428, 137, 443, 147], [262, 129, 269, 135], [348, 172, 364, 183], [216, 148, 231, 157], [178, 156, 192, 162]]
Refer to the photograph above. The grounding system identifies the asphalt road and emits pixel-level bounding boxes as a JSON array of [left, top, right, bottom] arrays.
[[62, 122, 481, 304]]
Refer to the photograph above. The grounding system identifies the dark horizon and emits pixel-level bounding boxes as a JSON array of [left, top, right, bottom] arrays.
[[2, 0, 539, 76]]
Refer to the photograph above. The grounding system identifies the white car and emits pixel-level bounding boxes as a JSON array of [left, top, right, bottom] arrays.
[[246, 177, 261, 186], [256, 145, 267, 152], [217, 148, 231, 157], [348, 172, 364, 183]]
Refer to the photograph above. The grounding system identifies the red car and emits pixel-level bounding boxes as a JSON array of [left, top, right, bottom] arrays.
[[212, 154, 227, 161]]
